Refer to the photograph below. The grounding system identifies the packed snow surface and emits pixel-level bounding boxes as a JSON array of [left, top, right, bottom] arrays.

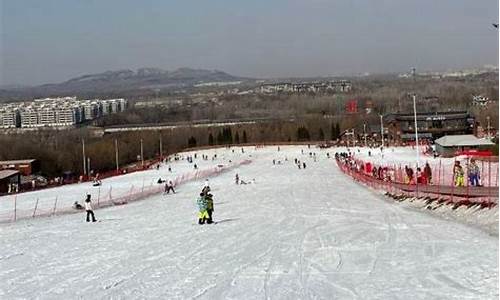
[[0, 146, 498, 299]]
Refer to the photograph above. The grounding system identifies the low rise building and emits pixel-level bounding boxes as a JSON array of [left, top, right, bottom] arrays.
[[0, 159, 40, 176], [385, 111, 475, 143], [435, 135, 495, 157]]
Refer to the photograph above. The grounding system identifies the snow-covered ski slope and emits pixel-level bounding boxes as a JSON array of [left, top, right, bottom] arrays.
[[1, 146, 498, 299]]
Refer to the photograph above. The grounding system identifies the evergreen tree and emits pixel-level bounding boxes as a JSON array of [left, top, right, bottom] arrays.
[[234, 132, 240, 144], [217, 131, 223, 145], [331, 123, 335, 140], [243, 130, 248, 143], [208, 133, 214, 146], [319, 128, 325, 141], [335, 123, 341, 139], [296, 126, 310, 141], [188, 136, 197, 148]]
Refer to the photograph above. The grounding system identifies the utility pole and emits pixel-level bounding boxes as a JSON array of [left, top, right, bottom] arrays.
[[87, 157, 91, 176], [363, 123, 367, 147], [487, 116, 491, 139], [115, 139, 119, 172], [140, 138, 144, 167], [159, 134, 163, 161], [82, 138, 86, 176], [380, 115, 384, 148]]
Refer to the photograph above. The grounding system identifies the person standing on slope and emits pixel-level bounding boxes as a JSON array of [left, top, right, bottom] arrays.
[[84, 194, 97, 222], [206, 193, 214, 224], [197, 192, 209, 224], [202, 179, 211, 195]]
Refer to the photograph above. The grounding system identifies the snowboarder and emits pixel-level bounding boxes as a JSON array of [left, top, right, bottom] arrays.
[[84, 194, 97, 222], [197, 193, 209, 224]]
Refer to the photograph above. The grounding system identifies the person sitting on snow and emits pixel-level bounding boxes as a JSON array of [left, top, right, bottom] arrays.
[[73, 201, 84, 210]]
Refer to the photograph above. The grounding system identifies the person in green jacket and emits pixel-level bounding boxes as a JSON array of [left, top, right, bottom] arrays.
[[197, 193, 209, 224], [206, 193, 214, 224]]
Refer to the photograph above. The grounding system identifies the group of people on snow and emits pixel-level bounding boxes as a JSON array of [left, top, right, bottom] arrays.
[[74, 194, 97, 222], [453, 159, 482, 187], [197, 180, 215, 224]]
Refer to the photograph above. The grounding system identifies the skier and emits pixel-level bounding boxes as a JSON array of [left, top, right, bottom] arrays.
[[165, 180, 175, 194], [168, 166, 172, 172], [423, 163, 432, 184], [197, 193, 209, 224], [468, 159, 480, 186], [206, 193, 214, 224], [235, 173, 239, 184], [303, 162, 306, 169], [453, 161, 465, 187], [84, 194, 97, 222]]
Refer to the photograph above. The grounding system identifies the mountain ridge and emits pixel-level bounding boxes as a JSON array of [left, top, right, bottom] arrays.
[[0, 67, 248, 100]]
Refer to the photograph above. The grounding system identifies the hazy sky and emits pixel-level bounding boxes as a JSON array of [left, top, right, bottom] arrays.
[[1, 0, 498, 86]]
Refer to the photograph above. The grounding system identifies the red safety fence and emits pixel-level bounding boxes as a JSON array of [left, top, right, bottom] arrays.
[[335, 157, 498, 205], [0, 159, 252, 223]]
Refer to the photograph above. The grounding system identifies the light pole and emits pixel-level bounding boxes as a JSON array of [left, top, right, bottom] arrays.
[[82, 138, 86, 176], [140, 139, 144, 167], [115, 139, 119, 172], [380, 115, 384, 148], [412, 94, 419, 167]]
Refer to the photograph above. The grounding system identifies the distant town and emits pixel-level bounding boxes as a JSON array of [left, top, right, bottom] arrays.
[[0, 97, 127, 128]]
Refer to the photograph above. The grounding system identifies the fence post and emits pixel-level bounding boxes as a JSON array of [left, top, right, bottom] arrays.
[[437, 160, 441, 195], [451, 160, 455, 203], [13, 195, 17, 222], [488, 160, 491, 203], [97, 186, 101, 207], [53, 196, 58, 215], [32, 198, 39, 218]]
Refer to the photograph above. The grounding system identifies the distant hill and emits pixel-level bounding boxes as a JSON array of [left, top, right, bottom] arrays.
[[0, 67, 248, 101]]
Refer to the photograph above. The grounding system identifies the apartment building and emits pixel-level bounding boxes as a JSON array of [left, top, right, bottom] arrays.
[[0, 97, 128, 129]]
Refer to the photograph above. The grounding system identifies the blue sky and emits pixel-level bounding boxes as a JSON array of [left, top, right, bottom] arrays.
[[1, 0, 498, 85]]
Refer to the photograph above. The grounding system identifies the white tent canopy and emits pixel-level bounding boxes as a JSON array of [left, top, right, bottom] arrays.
[[435, 135, 494, 147]]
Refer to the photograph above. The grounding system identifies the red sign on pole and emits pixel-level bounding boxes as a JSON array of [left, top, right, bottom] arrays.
[[345, 99, 358, 113]]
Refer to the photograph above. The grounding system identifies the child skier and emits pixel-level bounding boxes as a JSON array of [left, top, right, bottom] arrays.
[[202, 179, 211, 195], [84, 194, 97, 222], [197, 193, 209, 224]]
